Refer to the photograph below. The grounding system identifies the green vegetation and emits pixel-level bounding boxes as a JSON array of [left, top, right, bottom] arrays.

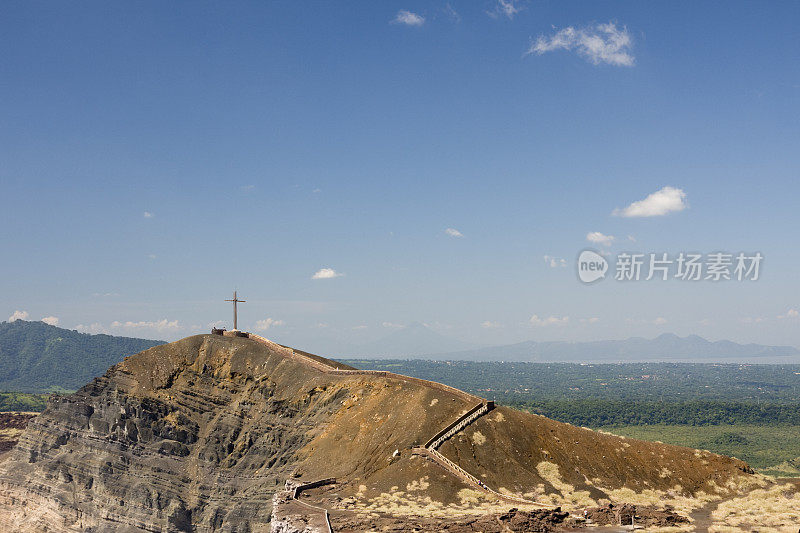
[[0, 392, 49, 412], [0, 320, 164, 393], [603, 424, 800, 474], [344, 359, 800, 403], [515, 399, 800, 426], [345, 358, 800, 473]]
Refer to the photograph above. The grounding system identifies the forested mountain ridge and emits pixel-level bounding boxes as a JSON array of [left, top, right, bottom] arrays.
[[0, 320, 164, 392]]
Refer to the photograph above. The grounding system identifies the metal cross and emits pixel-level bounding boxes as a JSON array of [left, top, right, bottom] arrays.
[[224, 290, 246, 330]]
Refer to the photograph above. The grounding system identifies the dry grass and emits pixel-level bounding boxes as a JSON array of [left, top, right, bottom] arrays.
[[340, 486, 544, 519], [535, 461, 596, 508], [471, 430, 486, 445], [710, 482, 800, 531], [405, 477, 429, 492]]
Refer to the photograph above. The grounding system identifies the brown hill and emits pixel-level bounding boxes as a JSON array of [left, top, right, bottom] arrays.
[[0, 333, 778, 531]]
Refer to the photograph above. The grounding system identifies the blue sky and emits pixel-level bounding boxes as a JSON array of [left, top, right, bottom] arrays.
[[1, 1, 799, 351]]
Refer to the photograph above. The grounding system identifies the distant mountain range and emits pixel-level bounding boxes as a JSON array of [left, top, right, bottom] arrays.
[[344, 322, 478, 357], [0, 320, 165, 392], [330, 323, 799, 362], [426, 333, 800, 362]]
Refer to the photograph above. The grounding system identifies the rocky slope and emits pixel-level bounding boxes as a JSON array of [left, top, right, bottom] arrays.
[[0, 333, 769, 531]]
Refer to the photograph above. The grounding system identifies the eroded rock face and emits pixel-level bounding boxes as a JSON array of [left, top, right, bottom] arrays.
[[0, 335, 349, 532]]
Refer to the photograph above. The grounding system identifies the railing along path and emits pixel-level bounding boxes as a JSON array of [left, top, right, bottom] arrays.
[[224, 330, 554, 531]]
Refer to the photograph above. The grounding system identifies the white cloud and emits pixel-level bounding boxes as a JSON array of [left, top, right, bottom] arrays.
[[653, 317, 668, 325], [110, 319, 181, 333], [530, 315, 569, 327], [527, 22, 634, 67], [312, 268, 343, 280], [393, 10, 424, 26], [312, 188, 321, 193], [699, 318, 712, 326], [92, 292, 120, 297], [7, 310, 29, 322], [586, 232, 615, 247], [579, 317, 600, 324], [143, 211, 154, 218], [481, 321, 502, 329], [543, 255, 567, 268], [613, 186, 687, 217], [240, 184, 255, 191], [148, 254, 157, 260], [208, 320, 226, 329], [352, 325, 368, 330], [255, 318, 285, 331], [382, 321, 404, 328], [75, 322, 108, 334], [488, 0, 522, 19], [445, 227, 463, 238], [778, 309, 799, 320], [627, 235, 636, 242], [41, 316, 59, 326]]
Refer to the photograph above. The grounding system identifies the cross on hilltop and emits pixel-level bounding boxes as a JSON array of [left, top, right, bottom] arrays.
[[224, 290, 245, 331]]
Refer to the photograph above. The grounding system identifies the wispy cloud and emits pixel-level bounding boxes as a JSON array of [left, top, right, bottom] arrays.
[[445, 227, 463, 238], [382, 321, 404, 328], [778, 309, 799, 320], [530, 314, 569, 327], [312, 268, 344, 280], [110, 319, 181, 332], [579, 317, 600, 324], [613, 186, 687, 217], [586, 231, 615, 247], [143, 211, 154, 218], [488, 0, 523, 20], [75, 322, 108, 334], [444, 3, 460, 22], [626, 317, 670, 326], [544, 255, 567, 268], [41, 316, 59, 326], [481, 321, 502, 328], [255, 318, 285, 330], [527, 22, 634, 67], [393, 10, 425, 26], [7, 310, 29, 322]]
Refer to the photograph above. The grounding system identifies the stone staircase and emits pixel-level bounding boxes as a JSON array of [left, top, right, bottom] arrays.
[[236, 332, 553, 513], [426, 402, 491, 450]]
